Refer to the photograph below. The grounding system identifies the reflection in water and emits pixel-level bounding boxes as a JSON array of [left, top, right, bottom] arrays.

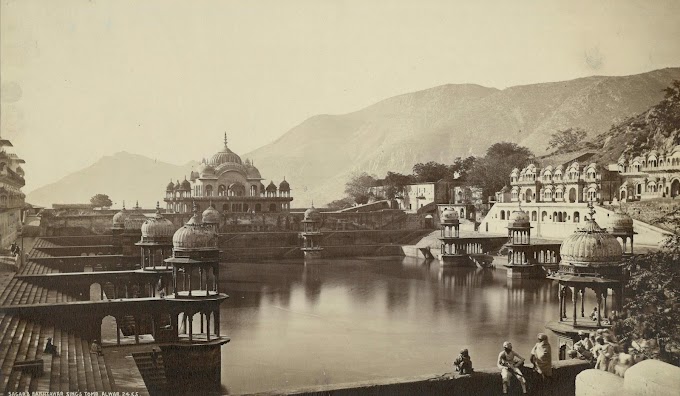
[[219, 257, 564, 394]]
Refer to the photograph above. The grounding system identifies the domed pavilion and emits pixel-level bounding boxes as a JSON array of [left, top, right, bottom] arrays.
[[504, 203, 561, 278], [164, 133, 292, 215], [300, 204, 323, 259], [136, 202, 176, 270], [437, 207, 463, 265], [546, 203, 628, 351]]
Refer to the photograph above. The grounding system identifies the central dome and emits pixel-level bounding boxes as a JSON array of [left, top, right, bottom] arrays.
[[209, 134, 242, 166], [560, 208, 623, 266]]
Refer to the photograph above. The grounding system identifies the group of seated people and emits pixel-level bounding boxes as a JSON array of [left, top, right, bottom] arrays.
[[568, 328, 647, 377]]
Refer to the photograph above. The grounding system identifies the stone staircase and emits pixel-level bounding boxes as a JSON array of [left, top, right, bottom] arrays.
[[1, 249, 114, 393], [132, 351, 169, 396]]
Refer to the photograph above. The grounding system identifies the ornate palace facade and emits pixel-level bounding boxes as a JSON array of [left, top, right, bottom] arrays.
[[164, 135, 292, 214], [0, 137, 26, 248], [616, 146, 680, 200]]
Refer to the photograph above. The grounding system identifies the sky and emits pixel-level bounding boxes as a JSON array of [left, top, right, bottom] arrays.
[[2, 0, 680, 192]]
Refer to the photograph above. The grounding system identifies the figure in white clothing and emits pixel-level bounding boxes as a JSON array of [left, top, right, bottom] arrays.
[[498, 341, 527, 394]]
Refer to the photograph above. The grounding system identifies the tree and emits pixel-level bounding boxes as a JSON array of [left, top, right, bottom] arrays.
[[450, 156, 476, 181], [412, 161, 454, 182], [613, 234, 680, 365], [467, 142, 534, 199], [382, 171, 415, 198], [547, 127, 588, 152], [90, 194, 113, 209], [326, 197, 354, 210], [344, 172, 377, 204]]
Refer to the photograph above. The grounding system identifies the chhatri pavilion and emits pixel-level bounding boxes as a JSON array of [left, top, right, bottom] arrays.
[[546, 203, 630, 351], [164, 134, 292, 214]]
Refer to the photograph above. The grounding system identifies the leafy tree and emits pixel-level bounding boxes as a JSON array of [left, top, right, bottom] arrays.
[[344, 172, 377, 204], [614, 234, 680, 365], [326, 197, 354, 210], [412, 161, 454, 182], [450, 156, 476, 180], [382, 171, 415, 198], [547, 127, 588, 152], [90, 194, 113, 209], [467, 142, 534, 200]]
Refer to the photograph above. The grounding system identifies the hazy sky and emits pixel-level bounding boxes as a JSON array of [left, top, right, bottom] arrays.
[[2, 0, 680, 192]]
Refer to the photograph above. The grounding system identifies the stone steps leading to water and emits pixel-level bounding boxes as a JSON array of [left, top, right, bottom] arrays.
[[132, 352, 169, 396]]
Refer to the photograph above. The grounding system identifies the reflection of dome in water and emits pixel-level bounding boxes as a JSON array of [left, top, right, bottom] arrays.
[[560, 211, 623, 266], [441, 208, 459, 224], [508, 208, 530, 228], [141, 203, 175, 239]]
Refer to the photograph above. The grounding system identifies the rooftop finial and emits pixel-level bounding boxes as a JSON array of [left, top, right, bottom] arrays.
[[587, 200, 596, 221], [135, 200, 140, 209], [311, 200, 314, 208], [224, 132, 228, 147], [122, 200, 126, 210], [156, 201, 161, 214], [192, 200, 198, 215]]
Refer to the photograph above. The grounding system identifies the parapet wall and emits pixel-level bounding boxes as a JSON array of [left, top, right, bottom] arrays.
[[480, 202, 668, 246], [245, 360, 590, 396], [38, 208, 426, 236]]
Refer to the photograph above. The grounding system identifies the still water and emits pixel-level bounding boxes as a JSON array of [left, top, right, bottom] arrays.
[[218, 256, 567, 394]]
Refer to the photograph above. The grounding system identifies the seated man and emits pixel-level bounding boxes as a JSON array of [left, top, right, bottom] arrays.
[[498, 341, 527, 394], [44, 338, 59, 356], [453, 349, 473, 374]]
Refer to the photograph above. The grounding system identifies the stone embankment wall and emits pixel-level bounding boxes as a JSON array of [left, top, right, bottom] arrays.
[[38, 208, 427, 236], [220, 229, 431, 260], [245, 360, 589, 396]]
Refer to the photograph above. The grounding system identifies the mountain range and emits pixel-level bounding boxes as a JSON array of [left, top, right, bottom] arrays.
[[26, 151, 197, 209], [26, 67, 680, 208]]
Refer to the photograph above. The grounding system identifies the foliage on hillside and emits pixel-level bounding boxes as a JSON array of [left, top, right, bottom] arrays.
[[613, 233, 680, 366], [594, 80, 680, 164]]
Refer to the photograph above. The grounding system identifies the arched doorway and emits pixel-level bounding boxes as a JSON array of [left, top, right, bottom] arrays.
[[620, 190, 626, 200], [525, 188, 533, 203], [671, 179, 680, 198], [568, 188, 577, 203]]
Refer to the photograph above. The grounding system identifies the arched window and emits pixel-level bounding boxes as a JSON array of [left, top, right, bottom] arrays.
[[501, 211, 506, 220], [531, 211, 537, 221], [218, 185, 227, 196], [205, 185, 213, 197], [574, 212, 580, 223]]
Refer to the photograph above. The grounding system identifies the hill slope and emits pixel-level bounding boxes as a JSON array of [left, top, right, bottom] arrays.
[[245, 68, 680, 206], [26, 152, 197, 208]]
